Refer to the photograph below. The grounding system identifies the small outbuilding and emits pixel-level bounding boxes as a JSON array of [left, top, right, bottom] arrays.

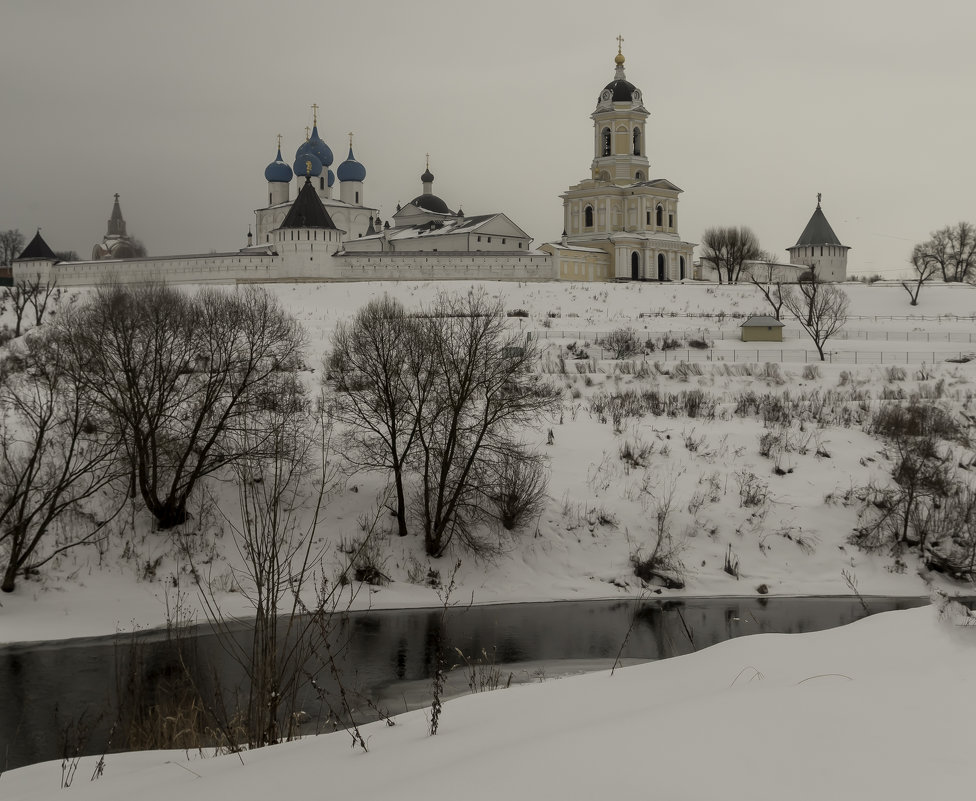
[[740, 315, 785, 342]]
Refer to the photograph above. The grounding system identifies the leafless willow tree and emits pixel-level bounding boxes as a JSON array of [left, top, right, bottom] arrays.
[[782, 275, 849, 361], [700, 226, 762, 284], [0, 330, 123, 592], [902, 242, 942, 305], [57, 284, 306, 529], [913, 222, 976, 283], [413, 291, 560, 557], [327, 295, 430, 538]]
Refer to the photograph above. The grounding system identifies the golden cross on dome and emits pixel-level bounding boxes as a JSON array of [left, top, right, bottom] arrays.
[[426, 152, 430, 169], [617, 34, 624, 54], [348, 131, 354, 147], [276, 133, 282, 149], [305, 125, 310, 140], [817, 192, 822, 206], [311, 103, 319, 126]]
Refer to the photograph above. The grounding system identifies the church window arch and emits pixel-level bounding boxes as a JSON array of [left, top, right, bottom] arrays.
[[680, 256, 686, 280], [668, 213, 674, 229], [601, 127, 611, 156], [657, 253, 666, 280], [584, 205, 594, 228], [320, 177, 325, 190], [631, 251, 640, 280], [633, 127, 641, 156], [656, 205, 663, 227], [635, 171, 643, 181]]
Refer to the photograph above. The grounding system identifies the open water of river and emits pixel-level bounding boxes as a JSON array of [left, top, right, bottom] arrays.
[[0, 596, 927, 771]]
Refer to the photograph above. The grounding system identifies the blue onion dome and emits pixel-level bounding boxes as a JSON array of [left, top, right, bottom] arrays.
[[296, 124, 333, 168], [327, 169, 335, 187], [421, 167, 434, 183], [264, 147, 293, 183], [336, 147, 366, 182], [293, 152, 323, 178]]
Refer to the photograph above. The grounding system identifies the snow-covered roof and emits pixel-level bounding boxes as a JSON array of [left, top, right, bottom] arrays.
[[740, 315, 785, 327]]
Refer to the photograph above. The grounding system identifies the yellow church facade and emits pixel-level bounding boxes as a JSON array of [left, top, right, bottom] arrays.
[[549, 41, 696, 282]]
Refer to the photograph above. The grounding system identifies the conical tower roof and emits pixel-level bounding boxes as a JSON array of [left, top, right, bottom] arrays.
[[16, 230, 58, 261], [107, 193, 127, 237], [280, 178, 338, 229], [794, 199, 844, 247]]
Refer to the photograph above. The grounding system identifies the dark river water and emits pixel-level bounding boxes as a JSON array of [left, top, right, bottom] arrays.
[[0, 596, 927, 771]]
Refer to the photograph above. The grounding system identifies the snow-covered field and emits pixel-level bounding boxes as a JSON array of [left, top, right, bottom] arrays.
[[4, 601, 975, 800], [2, 281, 975, 645], [3, 280, 976, 797]]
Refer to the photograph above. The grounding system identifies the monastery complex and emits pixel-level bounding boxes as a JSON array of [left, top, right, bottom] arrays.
[[13, 44, 848, 287]]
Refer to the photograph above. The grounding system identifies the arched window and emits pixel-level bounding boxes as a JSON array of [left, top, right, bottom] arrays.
[[657, 253, 666, 280], [584, 205, 594, 228], [679, 256, 686, 280], [656, 205, 663, 227], [635, 171, 643, 181], [601, 127, 611, 156], [631, 251, 640, 280], [633, 127, 641, 156]]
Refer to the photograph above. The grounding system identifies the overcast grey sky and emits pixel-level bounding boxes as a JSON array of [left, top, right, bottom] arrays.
[[2, 0, 974, 276]]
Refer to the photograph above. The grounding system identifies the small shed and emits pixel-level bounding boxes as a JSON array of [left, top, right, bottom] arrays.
[[740, 315, 785, 342]]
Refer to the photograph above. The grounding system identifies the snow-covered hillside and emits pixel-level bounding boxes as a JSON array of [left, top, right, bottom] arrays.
[[1, 281, 975, 645]]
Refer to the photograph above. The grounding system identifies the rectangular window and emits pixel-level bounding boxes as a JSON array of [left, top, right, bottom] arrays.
[[668, 214, 674, 228], [488, 237, 492, 243], [477, 236, 481, 242], [502, 238, 506, 244], [646, 211, 651, 225]]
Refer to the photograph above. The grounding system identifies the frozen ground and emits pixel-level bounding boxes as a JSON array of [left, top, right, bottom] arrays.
[[1, 281, 975, 645]]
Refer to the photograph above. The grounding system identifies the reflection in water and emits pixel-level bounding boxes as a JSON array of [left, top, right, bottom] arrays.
[[0, 596, 928, 770]]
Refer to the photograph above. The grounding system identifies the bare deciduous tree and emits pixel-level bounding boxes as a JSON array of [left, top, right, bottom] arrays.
[[902, 243, 942, 305], [782, 275, 849, 361], [2, 281, 33, 337], [413, 291, 560, 557], [700, 226, 762, 284], [327, 295, 430, 538], [748, 255, 788, 320], [913, 222, 976, 283], [0, 229, 24, 267], [0, 330, 123, 592], [58, 284, 306, 529]]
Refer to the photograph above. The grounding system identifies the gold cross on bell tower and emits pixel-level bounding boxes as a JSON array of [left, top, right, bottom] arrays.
[[311, 103, 319, 126], [617, 34, 624, 54]]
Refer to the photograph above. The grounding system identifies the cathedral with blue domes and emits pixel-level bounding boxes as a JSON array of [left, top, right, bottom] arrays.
[[253, 106, 378, 249]]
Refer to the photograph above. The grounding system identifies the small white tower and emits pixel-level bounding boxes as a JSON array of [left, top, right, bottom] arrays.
[[787, 194, 850, 281], [264, 136, 293, 207], [337, 133, 366, 206]]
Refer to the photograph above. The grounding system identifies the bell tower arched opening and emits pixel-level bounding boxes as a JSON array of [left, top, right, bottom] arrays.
[[657, 253, 666, 280], [601, 128, 611, 157], [584, 205, 594, 228], [633, 127, 641, 156]]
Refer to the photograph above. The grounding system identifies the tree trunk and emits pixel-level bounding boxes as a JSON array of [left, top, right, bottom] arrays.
[[1, 559, 18, 593], [394, 469, 409, 537]]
